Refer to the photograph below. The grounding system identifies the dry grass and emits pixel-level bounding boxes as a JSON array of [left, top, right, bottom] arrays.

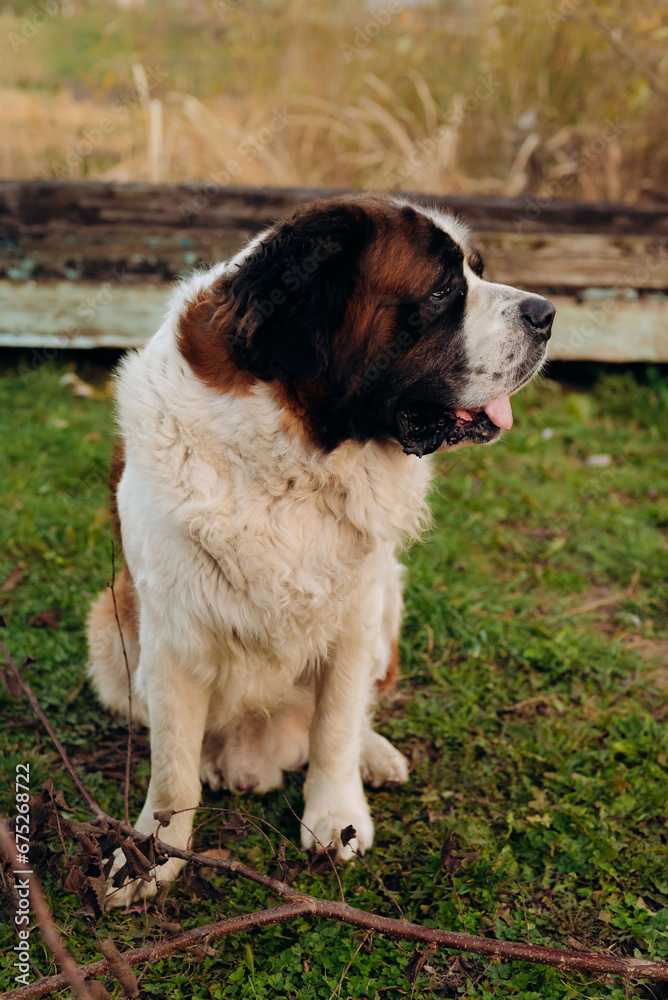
[[1, 0, 667, 201]]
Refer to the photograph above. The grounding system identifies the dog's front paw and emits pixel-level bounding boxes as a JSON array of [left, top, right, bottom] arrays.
[[301, 784, 374, 860], [104, 845, 184, 910], [361, 730, 409, 787]]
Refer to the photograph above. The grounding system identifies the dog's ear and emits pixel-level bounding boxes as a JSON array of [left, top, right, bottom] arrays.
[[223, 201, 374, 381]]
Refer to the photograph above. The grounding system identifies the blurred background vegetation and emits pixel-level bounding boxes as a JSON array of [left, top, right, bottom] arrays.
[[1, 0, 667, 201]]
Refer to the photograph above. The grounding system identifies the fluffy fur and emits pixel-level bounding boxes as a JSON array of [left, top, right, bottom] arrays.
[[87, 193, 554, 906]]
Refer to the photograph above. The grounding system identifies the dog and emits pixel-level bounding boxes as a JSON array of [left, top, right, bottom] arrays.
[[87, 192, 554, 906]]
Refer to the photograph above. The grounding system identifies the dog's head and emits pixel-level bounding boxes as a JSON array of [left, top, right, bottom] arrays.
[[179, 194, 554, 456]]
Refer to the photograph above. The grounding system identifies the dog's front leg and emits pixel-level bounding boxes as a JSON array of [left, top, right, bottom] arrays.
[[106, 648, 210, 908], [302, 589, 380, 860]]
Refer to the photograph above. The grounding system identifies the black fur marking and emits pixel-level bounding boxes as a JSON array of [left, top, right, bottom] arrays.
[[225, 202, 375, 382], [467, 249, 485, 277]]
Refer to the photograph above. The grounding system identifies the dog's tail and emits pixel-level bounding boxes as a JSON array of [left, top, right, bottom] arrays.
[[86, 567, 146, 725]]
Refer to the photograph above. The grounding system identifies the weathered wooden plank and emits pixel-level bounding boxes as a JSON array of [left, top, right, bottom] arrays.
[[2, 221, 667, 290], [1, 182, 667, 360], [548, 295, 668, 362], [479, 232, 668, 292], [1, 281, 666, 362], [3, 182, 668, 290], [3, 181, 668, 234], [0, 280, 168, 350]]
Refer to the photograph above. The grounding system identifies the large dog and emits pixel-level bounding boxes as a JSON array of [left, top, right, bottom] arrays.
[[87, 193, 554, 906]]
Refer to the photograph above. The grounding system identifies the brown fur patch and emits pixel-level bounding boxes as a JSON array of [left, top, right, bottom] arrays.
[[110, 437, 125, 548], [108, 441, 140, 646], [329, 202, 444, 385], [273, 378, 330, 450], [177, 291, 256, 396], [112, 565, 140, 646], [376, 638, 400, 693]]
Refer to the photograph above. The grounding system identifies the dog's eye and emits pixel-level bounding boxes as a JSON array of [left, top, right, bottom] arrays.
[[431, 287, 450, 300]]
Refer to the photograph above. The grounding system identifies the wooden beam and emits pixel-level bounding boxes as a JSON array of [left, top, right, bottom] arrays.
[[1, 281, 666, 362], [3, 181, 668, 234], [0, 280, 168, 350], [480, 232, 668, 292], [2, 224, 667, 291], [548, 295, 668, 362]]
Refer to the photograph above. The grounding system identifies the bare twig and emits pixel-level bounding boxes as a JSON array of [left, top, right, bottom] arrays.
[[326, 930, 372, 1000], [469, 956, 496, 989], [3, 846, 668, 999], [451, 874, 468, 934], [108, 543, 133, 828], [353, 849, 405, 920], [0, 640, 105, 820], [282, 794, 346, 904], [0, 818, 94, 1000], [517, 885, 531, 946]]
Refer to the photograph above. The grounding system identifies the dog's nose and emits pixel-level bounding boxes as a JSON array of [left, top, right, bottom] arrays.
[[520, 295, 555, 341]]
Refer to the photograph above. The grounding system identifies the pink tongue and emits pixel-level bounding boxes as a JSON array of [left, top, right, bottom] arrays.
[[483, 394, 513, 430]]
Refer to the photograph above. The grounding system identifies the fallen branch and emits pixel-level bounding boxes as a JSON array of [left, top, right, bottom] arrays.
[[0, 902, 313, 1000], [3, 639, 668, 995], [3, 854, 668, 1000], [109, 842, 668, 982]]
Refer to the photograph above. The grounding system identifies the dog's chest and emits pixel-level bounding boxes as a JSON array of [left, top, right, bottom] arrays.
[[180, 436, 431, 655]]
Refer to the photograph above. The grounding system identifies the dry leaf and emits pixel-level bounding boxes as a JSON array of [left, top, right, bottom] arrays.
[[28, 609, 62, 629], [340, 824, 356, 847], [0, 565, 22, 592], [60, 372, 104, 399], [98, 938, 140, 997]]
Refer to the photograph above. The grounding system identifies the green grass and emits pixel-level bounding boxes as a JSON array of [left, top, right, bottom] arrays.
[[1, 357, 667, 999]]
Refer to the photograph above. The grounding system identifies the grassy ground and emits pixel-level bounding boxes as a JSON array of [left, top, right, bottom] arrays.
[[0, 357, 667, 999]]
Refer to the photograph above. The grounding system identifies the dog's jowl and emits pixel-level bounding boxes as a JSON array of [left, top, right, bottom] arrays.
[[87, 193, 554, 906]]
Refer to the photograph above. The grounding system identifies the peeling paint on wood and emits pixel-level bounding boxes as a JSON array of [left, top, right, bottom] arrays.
[[1, 281, 665, 361], [0, 280, 168, 349]]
